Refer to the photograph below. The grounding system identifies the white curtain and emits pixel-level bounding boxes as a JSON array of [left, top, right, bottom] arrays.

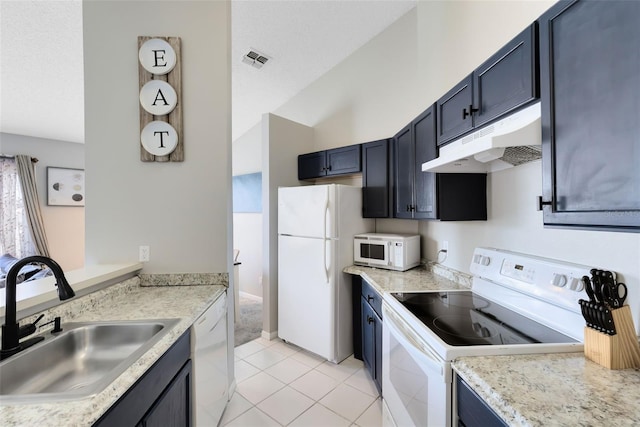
[[16, 155, 50, 257], [0, 157, 36, 257]]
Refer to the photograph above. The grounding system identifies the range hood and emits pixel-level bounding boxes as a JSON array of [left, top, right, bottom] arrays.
[[422, 102, 542, 173]]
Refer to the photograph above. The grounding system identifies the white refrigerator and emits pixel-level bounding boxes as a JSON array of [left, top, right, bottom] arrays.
[[278, 184, 374, 363]]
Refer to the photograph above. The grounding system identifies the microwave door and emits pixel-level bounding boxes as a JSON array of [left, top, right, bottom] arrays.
[[356, 240, 389, 266], [366, 242, 387, 262]]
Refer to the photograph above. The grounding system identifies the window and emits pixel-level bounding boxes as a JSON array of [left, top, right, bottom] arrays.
[[0, 157, 36, 258]]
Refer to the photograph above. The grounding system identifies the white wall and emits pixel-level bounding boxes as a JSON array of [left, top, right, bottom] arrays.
[[1, 133, 85, 270], [275, 8, 420, 149], [266, 1, 640, 319], [232, 122, 263, 298], [232, 123, 262, 176], [232, 214, 262, 298], [262, 113, 314, 335], [83, 0, 231, 275]]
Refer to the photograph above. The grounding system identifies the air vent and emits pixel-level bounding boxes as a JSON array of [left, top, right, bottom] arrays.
[[242, 49, 271, 69], [501, 145, 542, 166]]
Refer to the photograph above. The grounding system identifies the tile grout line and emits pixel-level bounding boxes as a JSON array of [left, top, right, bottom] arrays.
[[224, 338, 381, 426]]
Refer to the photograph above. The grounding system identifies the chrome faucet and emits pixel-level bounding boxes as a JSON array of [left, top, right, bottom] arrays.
[[1, 256, 75, 360]]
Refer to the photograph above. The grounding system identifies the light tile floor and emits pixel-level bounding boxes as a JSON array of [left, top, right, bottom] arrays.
[[220, 337, 382, 427]]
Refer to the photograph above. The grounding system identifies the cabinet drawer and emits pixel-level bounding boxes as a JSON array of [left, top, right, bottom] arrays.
[[361, 279, 382, 318]]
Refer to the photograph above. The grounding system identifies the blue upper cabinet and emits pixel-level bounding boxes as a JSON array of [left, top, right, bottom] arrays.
[[393, 104, 486, 221], [362, 139, 392, 218], [473, 23, 538, 129], [437, 24, 538, 147], [436, 75, 474, 146], [298, 144, 361, 180], [539, 0, 640, 232]]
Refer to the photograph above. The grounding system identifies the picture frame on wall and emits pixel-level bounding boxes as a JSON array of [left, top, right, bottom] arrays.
[[47, 167, 85, 207]]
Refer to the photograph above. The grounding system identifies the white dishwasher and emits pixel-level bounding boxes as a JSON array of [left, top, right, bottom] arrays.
[[191, 292, 228, 426]]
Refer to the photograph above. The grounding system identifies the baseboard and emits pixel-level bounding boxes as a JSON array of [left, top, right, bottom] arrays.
[[239, 291, 263, 303], [261, 330, 278, 340], [228, 378, 237, 400]]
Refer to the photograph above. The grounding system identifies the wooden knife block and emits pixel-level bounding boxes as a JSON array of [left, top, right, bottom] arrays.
[[584, 305, 640, 369]]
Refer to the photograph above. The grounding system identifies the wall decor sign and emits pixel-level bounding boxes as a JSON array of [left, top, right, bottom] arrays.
[[47, 167, 85, 207], [138, 36, 183, 162]]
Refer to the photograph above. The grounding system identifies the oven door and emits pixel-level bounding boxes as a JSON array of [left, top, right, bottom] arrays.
[[382, 303, 452, 427]]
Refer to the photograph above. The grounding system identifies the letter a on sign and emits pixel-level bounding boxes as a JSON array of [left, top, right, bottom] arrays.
[[139, 80, 177, 116]]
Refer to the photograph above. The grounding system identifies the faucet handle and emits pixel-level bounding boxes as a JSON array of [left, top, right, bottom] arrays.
[[17, 314, 44, 339], [40, 316, 63, 334]]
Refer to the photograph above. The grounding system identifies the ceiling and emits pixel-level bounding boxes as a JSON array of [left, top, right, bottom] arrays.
[[0, 0, 416, 144]]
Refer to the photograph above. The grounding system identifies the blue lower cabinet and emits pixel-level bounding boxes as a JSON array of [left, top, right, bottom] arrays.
[[94, 331, 192, 427], [456, 375, 506, 427]]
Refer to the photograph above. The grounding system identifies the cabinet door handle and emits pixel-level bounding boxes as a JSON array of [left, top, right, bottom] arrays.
[[326, 165, 332, 171], [462, 104, 479, 119], [367, 295, 374, 303], [367, 316, 375, 324]]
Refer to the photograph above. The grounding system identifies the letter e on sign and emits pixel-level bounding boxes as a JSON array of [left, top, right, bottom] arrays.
[[139, 38, 176, 75]]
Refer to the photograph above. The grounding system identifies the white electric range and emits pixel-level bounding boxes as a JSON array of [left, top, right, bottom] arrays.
[[381, 247, 638, 427]]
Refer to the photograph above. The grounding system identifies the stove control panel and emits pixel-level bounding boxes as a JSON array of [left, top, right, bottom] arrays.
[[470, 247, 595, 314], [500, 259, 535, 283]]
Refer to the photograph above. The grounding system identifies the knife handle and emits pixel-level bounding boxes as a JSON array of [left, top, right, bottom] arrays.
[[583, 276, 595, 301]]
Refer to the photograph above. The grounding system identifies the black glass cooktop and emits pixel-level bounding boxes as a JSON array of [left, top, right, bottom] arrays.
[[390, 291, 577, 346]]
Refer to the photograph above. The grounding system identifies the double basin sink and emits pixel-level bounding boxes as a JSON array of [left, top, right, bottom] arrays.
[[0, 318, 179, 403]]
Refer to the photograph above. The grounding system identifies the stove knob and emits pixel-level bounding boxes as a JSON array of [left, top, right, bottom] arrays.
[[551, 273, 567, 288], [569, 277, 584, 292], [480, 256, 491, 266]]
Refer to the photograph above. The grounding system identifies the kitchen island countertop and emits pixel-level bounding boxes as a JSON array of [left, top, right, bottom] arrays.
[[454, 353, 640, 426], [0, 277, 225, 426]]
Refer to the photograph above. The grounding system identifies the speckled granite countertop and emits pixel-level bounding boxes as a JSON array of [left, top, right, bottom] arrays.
[[454, 353, 640, 426], [347, 264, 640, 426], [0, 276, 226, 427], [344, 263, 471, 294]]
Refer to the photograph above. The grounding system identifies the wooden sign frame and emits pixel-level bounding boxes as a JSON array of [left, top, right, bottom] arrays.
[[138, 36, 183, 162]]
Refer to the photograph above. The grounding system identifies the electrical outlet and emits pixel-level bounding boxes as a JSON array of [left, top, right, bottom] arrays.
[[139, 246, 150, 262], [442, 240, 449, 251]]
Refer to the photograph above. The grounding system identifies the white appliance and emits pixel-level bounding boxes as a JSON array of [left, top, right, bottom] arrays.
[[421, 102, 542, 173], [191, 292, 228, 427], [381, 247, 634, 427], [278, 184, 373, 363], [353, 233, 420, 272]]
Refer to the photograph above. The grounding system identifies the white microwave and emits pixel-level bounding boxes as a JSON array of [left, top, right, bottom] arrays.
[[353, 233, 420, 272]]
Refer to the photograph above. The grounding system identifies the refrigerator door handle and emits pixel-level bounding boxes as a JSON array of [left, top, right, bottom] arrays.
[[324, 239, 330, 283], [323, 186, 329, 239], [323, 186, 330, 283]]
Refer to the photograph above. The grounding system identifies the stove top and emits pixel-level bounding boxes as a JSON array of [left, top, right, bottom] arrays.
[[390, 291, 577, 346]]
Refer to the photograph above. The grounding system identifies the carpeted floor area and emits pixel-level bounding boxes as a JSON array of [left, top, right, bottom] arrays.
[[234, 293, 263, 347]]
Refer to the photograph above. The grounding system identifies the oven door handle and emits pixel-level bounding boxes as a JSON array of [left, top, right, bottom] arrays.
[[385, 308, 443, 367]]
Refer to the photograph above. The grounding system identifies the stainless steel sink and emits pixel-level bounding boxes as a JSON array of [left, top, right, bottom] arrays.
[[0, 318, 180, 403]]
